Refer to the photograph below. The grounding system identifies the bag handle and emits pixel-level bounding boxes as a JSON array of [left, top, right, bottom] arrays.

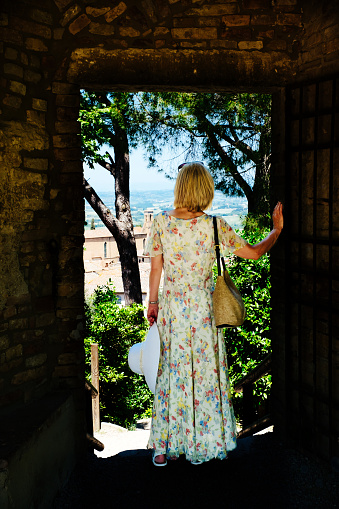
[[213, 216, 222, 277]]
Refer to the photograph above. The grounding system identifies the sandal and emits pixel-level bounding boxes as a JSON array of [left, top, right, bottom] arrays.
[[191, 460, 203, 465], [152, 451, 167, 467]]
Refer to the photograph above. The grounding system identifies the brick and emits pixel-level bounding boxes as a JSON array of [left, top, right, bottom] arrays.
[[274, 0, 298, 4], [54, 148, 81, 161], [53, 365, 82, 377], [324, 38, 339, 55], [25, 353, 47, 368], [21, 52, 28, 65], [32, 98, 47, 111], [52, 82, 79, 94], [23, 158, 48, 170], [86, 6, 111, 17], [171, 27, 217, 40], [222, 27, 252, 40], [60, 4, 82, 27], [119, 27, 141, 37], [69, 14, 91, 35], [243, 0, 270, 8], [55, 0, 73, 10], [24, 69, 42, 83], [222, 15, 251, 27], [173, 17, 198, 28], [6, 294, 31, 307], [4, 63, 23, 78], [238, 40, 263, 50], [183, 5, 238, 16], [0, 13, 8, 26], [258, 29, 275, 39], [58, 353, 81, 365], [0, 358, 23, 374], [35, 313, 55, 328], [56, 107, 79, 121], [12, 17, 51, 39], [276, 13, 303, 26], [266, 40, 287, 51], [180, 41, 207, 48], [3, 94, 22, 109], [27, 110, 45, 127], [25, 38, 48, 52], [0, 28, 23, 45], [251, 14, 276, 26], [0, 336, 9, 351], [30, 9, 53, 25], [88, 22, 115, 36], [30, 54, 40, 68], [53, 134, 80, 148], [54, 121, 80, 134], [54, 28, 65, 40], [59, 160, 83, 173], [104, 2, 127, 23], [3, 306, 17, 319], [55, 94, 80, 107], [11, 365, 46, 385], [154, 27, 170, 37], [4, 47, 18, 60], [9, 80, 26, 96], [210, 40, 238, 49], [0, 344, 22, 364]]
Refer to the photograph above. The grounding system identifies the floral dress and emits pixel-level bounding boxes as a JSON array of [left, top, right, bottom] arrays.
[[144, 211, 247, 464]]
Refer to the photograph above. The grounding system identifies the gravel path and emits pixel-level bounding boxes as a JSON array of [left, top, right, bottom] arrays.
[[54, 423, 339, 509]]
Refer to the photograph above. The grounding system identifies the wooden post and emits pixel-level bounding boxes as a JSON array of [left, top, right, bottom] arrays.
[[91, 343, 100, 432]]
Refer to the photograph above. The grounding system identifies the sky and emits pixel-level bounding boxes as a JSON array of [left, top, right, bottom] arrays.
[[84, 146, 176, 192]]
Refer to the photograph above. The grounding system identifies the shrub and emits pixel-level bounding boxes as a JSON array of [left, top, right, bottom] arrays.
[[85, 282, 153, 429], [218, 215, 272, 423]]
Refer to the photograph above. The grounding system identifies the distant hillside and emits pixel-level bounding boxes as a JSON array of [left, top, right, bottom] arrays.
[[85, 190, 248, 231]]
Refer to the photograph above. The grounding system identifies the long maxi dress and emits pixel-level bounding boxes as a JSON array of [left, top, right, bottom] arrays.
[[144, 211, 247, 464]]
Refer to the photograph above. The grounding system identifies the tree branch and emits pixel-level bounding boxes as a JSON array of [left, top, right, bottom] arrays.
[[83, 177, 124, 241], [202, 122, 253, 200]]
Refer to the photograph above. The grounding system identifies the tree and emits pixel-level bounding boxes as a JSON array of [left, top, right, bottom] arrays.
[[135, 92, 271, 221], [80, 91, 142, 305]]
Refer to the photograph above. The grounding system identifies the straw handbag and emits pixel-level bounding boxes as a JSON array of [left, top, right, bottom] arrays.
[[212, 216, 246, 328]]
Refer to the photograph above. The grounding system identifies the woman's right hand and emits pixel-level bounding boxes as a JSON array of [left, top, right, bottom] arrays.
[[147, 303, 159, 326], [272, 201, 283, 232]]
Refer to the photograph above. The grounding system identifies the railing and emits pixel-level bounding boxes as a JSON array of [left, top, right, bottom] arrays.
[[234, 353, 272, 439], [85, 343, 104, 452]]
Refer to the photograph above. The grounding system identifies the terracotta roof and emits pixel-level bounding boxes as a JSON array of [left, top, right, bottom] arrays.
[[85, 225, 145, 239], [84, 261, 158, 296]]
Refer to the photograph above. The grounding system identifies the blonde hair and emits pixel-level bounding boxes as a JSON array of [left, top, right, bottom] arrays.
[[173, 163, 214, 212]]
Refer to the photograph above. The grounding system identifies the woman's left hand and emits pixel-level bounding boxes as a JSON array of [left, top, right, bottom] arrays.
[[272, 201, 283, 232], [147, 303, 158, 326]]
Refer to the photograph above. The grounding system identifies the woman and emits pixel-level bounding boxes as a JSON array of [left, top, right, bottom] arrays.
[[144, 162, 283, 466]]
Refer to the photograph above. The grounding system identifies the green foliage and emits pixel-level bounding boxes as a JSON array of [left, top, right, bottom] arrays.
[[219, 216, 272, 422], [85, 282, 153, 429], [79, 90, 140, 169], [136, 92, 272, 216]]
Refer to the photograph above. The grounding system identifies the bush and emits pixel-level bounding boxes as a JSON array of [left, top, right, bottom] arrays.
[[85, 282, 153, 429], [219, 215, 272, 423]]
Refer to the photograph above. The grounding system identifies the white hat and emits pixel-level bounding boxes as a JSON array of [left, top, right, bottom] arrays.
[[128, 323, 160, 394]]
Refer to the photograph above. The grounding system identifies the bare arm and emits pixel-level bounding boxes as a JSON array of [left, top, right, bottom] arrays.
[[234, 202, 284, 260], [147, 253, 163, 325]]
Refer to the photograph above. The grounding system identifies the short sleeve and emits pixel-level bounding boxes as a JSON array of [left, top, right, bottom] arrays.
[[143, 214, 163, 257], [218, 216, 247, 255]]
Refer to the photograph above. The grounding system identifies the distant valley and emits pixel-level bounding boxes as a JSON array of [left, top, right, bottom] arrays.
[[85, 189, 248, 231]]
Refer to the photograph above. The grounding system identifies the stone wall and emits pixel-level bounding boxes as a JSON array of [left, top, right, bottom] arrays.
[[0, 1, 339, 494]]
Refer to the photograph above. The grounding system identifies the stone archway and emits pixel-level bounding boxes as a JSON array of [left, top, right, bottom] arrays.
[[1, 0, 339, 506]]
